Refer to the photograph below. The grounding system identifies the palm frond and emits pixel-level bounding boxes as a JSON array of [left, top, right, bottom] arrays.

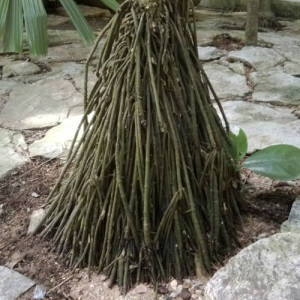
[[23, 0, 48, 56], [3, 0, 23, 53], [58, 0, 95, 45], [99, 0, 119, 12], [0, 0, 9, 39]]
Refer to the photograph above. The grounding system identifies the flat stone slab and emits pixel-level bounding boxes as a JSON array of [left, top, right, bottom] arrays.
[[0, 80, 25, 95], [204, 63, 250, 99], [2, 61, 40, 78], [29, 115, 83, 159], [0, 79, 83, 129], [252, 69, 300, 105], [0, 266, 34, 300], [220, 101, 300, 152], [281, 198, 300, 233], [13, 62, 85, 85], [0, 129, 28, 179], [47, 30, 83, 46], [47, 15, 69, 28], [197, 46, 226, 61], [258, 32, 300, 64], [38, 43, 92, 63], [205, 232, 300, 300], [228, 46, 285, 71], [283, 61, 300, 76]]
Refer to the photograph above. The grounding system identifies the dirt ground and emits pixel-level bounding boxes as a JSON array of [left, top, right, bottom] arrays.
[[0, 151, 299, 299]]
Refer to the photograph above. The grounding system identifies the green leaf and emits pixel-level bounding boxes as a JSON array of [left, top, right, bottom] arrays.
[[99, 0, 120, 12], [242, 144, 300, 181], [0, 0, 9, 39], [3, 0, 23, 53], [229, 128, 248, 161], [22, 0, 48, 56], [58, 0, 95, 45]]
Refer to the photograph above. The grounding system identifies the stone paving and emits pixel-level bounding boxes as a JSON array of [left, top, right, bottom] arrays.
[[1, 10, 299, 178], [0, 266, 34, 300]]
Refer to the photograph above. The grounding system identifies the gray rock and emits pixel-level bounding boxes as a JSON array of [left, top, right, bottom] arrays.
[[47, 15, 69, 28], [281, 198, 300, 233], [0, 79, 83, 129], [203, 63, 250, 99], [283, 61, 300, 76], [0, 129, 28, 179], [47, 30, 82, 46], [73, 69, 98, 95], [39, 43, 93, 63], [0, 80, 25, 95], [197, 47, 226, 61], [27, 209, 46, 235], [205, 232, 300, 300], [220, 101, 300, 152], [220, 58, 246, 75], [280, 19, 300, 35], [227, 61, 245, 75], [0, 266, 35, 300], [228, 46, 285, 71], [29, 115, 83, 159], [0, 56, 13, 67], [258, 33, 300, 64], [3, 61, 40, 78], [252, 69, 300, 104], [13, 62, 85, 85]]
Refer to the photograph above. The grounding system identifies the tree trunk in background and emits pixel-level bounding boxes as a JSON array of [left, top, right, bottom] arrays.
[[245, 0, 259, 45]]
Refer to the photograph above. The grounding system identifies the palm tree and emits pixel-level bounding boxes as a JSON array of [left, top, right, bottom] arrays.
[[34, 0, 242, 290], [0, 0, 119, 56]]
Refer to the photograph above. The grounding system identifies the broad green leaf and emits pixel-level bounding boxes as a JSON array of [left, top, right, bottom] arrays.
[[242, 144, 300, 181], [22, 0, 48, 56], [229, 128, 248, 161], [99, 0, 120, 11], [3, 0, 23, 53], [0, 0, 9, 39], [58, 0, 95, 45]]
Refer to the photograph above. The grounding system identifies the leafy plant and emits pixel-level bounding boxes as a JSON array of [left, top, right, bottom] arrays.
[[229, 129, 300, 181], [243, 145, 300, 181], [0, 0, 119, 56], [229, 128, 248, 161]]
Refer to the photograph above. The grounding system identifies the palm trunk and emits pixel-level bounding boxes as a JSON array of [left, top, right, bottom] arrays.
[[37, 0, 242, 291], [245, 0, 259, 45]]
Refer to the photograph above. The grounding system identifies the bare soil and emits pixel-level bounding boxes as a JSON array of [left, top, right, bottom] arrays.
[[0, 156, 299, 299]]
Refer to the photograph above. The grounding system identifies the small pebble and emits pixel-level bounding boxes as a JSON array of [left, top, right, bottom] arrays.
[[179, 288, 192, 300], [157, 285, 169, 294], [134, 284, 148, 294], [183, 279, 192, 289], [31, 192, 40, 198], [170, 279, 178, 290]]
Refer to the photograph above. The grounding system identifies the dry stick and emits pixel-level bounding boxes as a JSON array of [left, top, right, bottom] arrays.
[[46, 275, 74, 295]]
